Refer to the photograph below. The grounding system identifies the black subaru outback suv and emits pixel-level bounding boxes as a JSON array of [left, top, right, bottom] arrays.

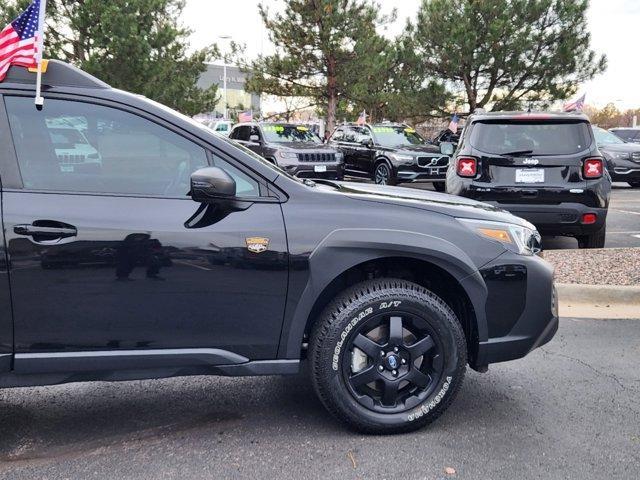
[[229, 121, 344, 180], [0, 62, 557, 434], [447, 111, 611, 248], [328, 123, 453, 190]]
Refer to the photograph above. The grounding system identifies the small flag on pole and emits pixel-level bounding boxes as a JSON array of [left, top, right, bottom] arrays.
[[563, 93, 586, 112], [448, 113, 459, 133], [356, 110, 366, 126], [238, 110, 253, 122], [0, 0, 47, 106]]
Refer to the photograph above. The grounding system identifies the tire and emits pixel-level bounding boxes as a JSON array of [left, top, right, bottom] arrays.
[[309, 278, 466, 434], [433, 182, 446, 192], [629, 181, 640, 188], [577, 224, 606, 249], [373, 161, 397, 186]]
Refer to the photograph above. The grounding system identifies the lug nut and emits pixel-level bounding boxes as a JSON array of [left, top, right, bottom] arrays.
[[393, 347, 399, 353], [380, 351, 385, 356], [392, 370, 398, 376], [378, 365, 384, 371], [401, 358, 406, 364]]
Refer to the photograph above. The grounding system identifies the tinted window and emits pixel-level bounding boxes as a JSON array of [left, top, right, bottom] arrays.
[[330, 128, 344, 142], [371, 126, 426, 147], [215, 123, 229, 132], [6, 97, 208, 196], [343, 126, 369, 143], [470, 122, 591, 155], [231, 125, 251, 141], [610, 129, 640, 142], [261, 124, 321, 143]]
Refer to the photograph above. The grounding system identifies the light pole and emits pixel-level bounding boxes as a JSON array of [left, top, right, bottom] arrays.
[[218, 35, 231, 120]]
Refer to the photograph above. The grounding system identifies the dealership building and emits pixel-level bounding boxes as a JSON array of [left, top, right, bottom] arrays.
[[196, 64, 261, 119]]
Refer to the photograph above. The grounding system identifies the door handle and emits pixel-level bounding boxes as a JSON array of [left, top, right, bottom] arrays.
[[14, 223, 77, 239]]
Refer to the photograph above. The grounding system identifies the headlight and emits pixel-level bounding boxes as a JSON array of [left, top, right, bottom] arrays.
[[457, 218, 541, 255], [390, 153, 415, 163], [277, 151, 299, 162]]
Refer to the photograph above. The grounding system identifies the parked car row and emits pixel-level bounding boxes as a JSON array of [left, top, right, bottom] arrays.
[[228, 121, 454, 189]]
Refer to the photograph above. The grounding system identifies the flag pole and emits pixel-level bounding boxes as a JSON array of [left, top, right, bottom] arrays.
[[34, 0, 47, 108]]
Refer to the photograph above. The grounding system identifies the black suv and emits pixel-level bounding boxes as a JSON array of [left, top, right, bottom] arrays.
[[0, 62, 557, 434], [229, 122, 344, 179], [593, 126, 640, 188], [328, 123, 453, 190], [447, 111, 611, 249]]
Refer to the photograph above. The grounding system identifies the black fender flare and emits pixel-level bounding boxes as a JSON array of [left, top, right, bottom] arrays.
[[277, 228, 489, 358]]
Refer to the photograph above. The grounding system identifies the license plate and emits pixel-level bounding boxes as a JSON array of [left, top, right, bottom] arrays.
[[314, 165, 327, 173], [60, 165, 74, 173], [515, 168, 544, 183], [429, 167, 440, 175]]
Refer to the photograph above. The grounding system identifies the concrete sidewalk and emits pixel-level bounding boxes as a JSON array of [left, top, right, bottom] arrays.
[[557, 283, 640, 319]]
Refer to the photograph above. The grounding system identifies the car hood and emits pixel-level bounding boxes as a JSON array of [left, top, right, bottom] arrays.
[[598, 143, 640, 154], [333, 181, 532, 226], [381, 144, 441, 155]]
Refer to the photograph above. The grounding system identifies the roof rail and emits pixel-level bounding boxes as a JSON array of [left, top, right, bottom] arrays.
[[4, 60, 110, 89]]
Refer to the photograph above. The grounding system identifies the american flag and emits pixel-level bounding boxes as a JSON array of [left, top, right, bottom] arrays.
[[448, 113, 459, 133], [238, 110, 252, 122], [0, 0, 44, 82], [356, 110, 366, 125], [563, 93, 586, 112]]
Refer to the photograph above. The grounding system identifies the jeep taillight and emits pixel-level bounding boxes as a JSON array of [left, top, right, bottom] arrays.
[[456, 157, 477, 177], [583, 158, 603, 179]]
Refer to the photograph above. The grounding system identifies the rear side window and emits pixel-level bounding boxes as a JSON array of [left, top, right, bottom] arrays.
[[470, 122, 591, 155], [610, 129, 640, 142]]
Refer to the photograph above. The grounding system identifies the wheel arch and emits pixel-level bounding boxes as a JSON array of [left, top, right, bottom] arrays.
[[277, 229, 489, 366]]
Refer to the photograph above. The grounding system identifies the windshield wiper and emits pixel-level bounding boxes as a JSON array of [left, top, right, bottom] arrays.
[[501, 149, 534, 157]]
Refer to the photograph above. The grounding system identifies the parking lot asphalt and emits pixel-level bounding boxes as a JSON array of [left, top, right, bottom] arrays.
[[404, 182, 640, 250], [1, 317, 638, 480]]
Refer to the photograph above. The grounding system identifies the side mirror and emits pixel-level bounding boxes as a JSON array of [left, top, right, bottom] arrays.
[[360, 138, 373, 148], [190, 167, 236, 202], [249, 134, 261, 143], [440, 141, 454, 155]]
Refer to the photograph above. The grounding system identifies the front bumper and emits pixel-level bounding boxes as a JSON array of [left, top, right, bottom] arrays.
[[608, 166, 640, 182], [481, 201, 607, 236], [396, 165, 448, 183], [283, 163, 344, 180], [474, 253, 558, 366]]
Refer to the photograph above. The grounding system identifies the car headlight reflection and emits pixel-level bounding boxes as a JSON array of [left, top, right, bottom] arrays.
[[457, 218, 541, 255]]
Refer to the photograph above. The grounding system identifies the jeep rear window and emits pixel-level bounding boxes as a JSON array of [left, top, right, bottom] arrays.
[[470, 122, 591, 155]]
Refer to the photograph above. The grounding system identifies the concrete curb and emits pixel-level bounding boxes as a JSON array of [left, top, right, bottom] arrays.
[[556, 283, 640, 319]]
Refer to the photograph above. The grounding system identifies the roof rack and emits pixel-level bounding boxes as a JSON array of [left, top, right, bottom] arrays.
[[4, 60, 110, 89]]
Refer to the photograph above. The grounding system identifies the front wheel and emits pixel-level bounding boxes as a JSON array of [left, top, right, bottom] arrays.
[[577, 224, 606, 249], [373, 162, 397, 186], [309, 279, 466, 434]]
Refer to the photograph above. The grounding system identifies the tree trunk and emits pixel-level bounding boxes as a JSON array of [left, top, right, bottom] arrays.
[[326, 55, 337, 134]]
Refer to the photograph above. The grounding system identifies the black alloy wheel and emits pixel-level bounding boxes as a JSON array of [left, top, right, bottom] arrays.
[[342, 313, 443, 414], [310, 278, 466, 434], [374, 162, 394, 185]]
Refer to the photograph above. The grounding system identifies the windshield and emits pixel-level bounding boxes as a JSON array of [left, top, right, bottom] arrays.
[[470, 121, 591, 155], [262, 124, 321, 143], [371, 126, 426, 147], [593, 127, 625, 145]]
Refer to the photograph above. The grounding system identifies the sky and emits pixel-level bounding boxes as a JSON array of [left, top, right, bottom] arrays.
[[183, 0, 640, 110]]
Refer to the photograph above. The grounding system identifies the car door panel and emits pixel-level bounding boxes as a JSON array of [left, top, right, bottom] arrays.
[[4, 192, 288, 360], [1, 95, 289, 368]]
